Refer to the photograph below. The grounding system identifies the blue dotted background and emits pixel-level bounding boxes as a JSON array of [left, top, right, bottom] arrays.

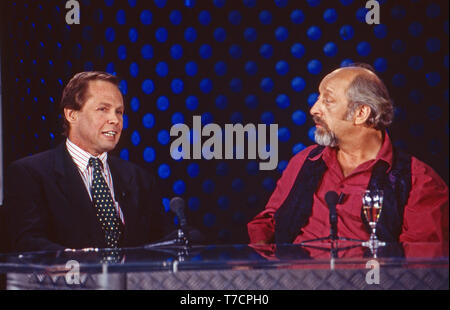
[[2, 0, 448, 244]]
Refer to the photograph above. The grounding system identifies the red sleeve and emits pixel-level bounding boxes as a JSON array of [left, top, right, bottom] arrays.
[[399, 157, 449, 244], [247, 145, 316, 244]]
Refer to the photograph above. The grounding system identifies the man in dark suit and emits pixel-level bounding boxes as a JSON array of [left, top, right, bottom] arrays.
[[4, 71, 168, 253]]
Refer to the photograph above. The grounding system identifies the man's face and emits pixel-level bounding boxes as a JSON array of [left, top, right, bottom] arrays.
[[309, 69, 355, 147], [66, 80, 124, 156]]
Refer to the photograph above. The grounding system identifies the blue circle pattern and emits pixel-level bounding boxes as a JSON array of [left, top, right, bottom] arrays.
[[173, 180, 186, 195], [185, 27, 197, 42], [291, 43, 305, 58], [307, 26, 322, 41], [340, 25, 354, 40], [140, 10, 152, 25], [170, 44, 183, 59], [215, 95, 227, 109], [291, 10, 305, 24], [158, 164, 171, 179], [129, 62, 139, 77], [10, 0, 448, 244], [323, 9, 338, 23], [141, 44, 153, 59], [199, 11, 210, 25], [323, 42, 338, 57], [171, 112, 184, 125], [200, 44, 212, 59], [130, 97, 140, 112], [292, 77, 306, 92], [157, 96, 169, 111], [170, 10, 182, 25], [276, 94, 290, 109], [187, 163, 200, 178], [275, 61, 289, 75], [374, 57, 388, 73], [259, 11, 272, 25], [244, 28, 257, 42], [307, 60, 322, 75], [215, 62, 227, 76], [156, 62, 169, 77], [186, 96, 199, 110], [143, 147, 155, 162], [374, 24, 388, 39], [142, 113, 155, 128], [158, 130, 170, 145], [292, 110, 307, 125], [171, 79, 184, 94], [185, 61, 198, 76], [142, 79, 154, 94]]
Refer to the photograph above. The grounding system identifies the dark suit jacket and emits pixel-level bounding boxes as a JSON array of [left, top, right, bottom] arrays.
[[4, 143, 169, 253]]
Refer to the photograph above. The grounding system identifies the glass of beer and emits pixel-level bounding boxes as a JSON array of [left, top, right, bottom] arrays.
[[362, 190, 386, 250]]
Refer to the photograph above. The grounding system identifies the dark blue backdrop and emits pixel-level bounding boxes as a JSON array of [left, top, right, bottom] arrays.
[[1, 0, 448, 244]]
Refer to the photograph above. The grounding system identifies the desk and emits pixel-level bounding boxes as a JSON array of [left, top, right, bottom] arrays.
[[0, 242, 448, 290]]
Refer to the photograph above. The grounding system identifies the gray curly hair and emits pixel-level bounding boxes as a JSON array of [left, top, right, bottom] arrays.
[[343, 64, 394, 131]]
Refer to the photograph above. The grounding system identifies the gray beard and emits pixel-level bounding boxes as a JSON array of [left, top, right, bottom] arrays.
[[314, 127, 339, 147]]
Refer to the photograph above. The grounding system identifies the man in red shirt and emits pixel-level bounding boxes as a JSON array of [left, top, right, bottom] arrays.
[[248, 64, 448, 248]]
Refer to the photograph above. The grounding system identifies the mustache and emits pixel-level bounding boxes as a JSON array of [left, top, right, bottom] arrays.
[[312, 116, 328, 128]]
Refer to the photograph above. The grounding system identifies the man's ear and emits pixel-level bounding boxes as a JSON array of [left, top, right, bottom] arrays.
[[354, 105, 371, 126], [64, 108, 78, 125]]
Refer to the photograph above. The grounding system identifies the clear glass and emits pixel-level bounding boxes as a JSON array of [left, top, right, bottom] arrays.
[[361, 189, 386, 256]]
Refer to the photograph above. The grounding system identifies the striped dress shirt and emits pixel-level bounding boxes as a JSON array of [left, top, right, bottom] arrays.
[[66, 139, 125, 225]]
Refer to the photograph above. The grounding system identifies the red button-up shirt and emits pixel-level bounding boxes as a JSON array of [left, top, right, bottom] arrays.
[[248, 134, 449, 245]]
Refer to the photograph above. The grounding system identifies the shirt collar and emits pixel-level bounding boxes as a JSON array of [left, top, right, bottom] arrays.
[[66, 138, 108, 171], [375, 131, 394, 171], [307, 131, 394, 171]]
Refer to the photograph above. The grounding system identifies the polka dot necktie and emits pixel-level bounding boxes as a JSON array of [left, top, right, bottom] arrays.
[[89, 157, 122, 249]]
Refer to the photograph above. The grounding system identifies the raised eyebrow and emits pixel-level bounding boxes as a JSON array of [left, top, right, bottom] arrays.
[[323, 88, 336, 97], [98, 102, 124, 110], [98, 102, 112, 107]]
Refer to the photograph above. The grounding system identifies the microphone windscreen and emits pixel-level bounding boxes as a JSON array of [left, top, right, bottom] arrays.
[[169, 197, 185, 214], [325, 191, 339, 207], [170, 197, 187, 227]]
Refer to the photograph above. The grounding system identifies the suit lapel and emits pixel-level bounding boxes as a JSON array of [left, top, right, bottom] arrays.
[[53, 143, 105, 245]]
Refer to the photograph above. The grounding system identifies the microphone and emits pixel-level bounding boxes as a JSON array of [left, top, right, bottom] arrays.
[[168, 197, 205, 245], [325, 191, 339, 241], [146, 197, 204, 248], [170, 197, 187, 228]]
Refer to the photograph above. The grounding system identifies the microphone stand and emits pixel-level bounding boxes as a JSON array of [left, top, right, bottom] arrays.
[[144, 227, 191, 271], [299, 242, 362, 269], [144, 227, 189, 248], [144, 197, 204, 267], [300, 192, 363, 246], [299, 216, 363, 246]]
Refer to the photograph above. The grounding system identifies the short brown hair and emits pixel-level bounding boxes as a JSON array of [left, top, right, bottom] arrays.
[[60, 71, 120, 136]]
